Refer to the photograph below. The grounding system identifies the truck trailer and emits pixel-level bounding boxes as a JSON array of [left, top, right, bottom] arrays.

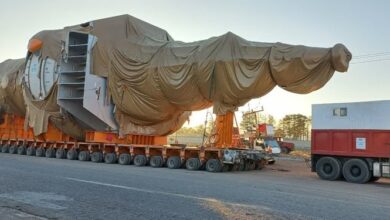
[[311, 100, 390, 183]]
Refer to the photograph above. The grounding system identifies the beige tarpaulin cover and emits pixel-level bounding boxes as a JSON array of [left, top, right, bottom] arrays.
[[7, 15, 352, 137], [0, 59, 26, 116]]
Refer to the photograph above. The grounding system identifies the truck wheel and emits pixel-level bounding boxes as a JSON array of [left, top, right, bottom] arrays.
[[167, 156, 181, 169], [36, 147, 45, 157], [118, 153, 131, 165], [150, 156, 163, 168], [133, 155, 147, 166], [342, 159, 371, 183], [26, 146, 35, 156], [78, 151, 90, 161], [91, 152, 103, 163], [104, 153, 117, 164], [9, 145, 18, 154], [186, 158, 200, 170], [206, 159, 222, 172], [281, 147, 288, 154], [17, 146, 27, 155], [1, 144, 9, 153], [316, 157, 342, 181], [45, 148, 56, 158], [56, 149, 66, 159], [67, 150, 78, 160]]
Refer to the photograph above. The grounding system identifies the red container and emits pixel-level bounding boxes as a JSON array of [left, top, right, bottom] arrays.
[[312, 129, 390, 158]]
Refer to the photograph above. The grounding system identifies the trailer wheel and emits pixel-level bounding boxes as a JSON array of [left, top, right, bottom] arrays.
[[133, 155, 147, 166], [26, 146, 35, 156], [186, 158, 200, 170], [67, 150, 78, 160], [9, 145, 18, 154], [281, 147, 290, 154], [118, 153, 131, 165], [342, 159, 371, 184], [104, 153, 117, 164], [45, 148, 56, 158], [238, 160, 246, 171], [167, 156, 181, 169], [206, 159, 222, 172], [91, 152, 103, 163], [17, 146, 26, 155], [78, 151, 90, 161], [36, 147, 45, 157], [1, 144, 9, 153], [316, 157, 342, 181], [56, 149, 66, 159], [149, 156, 163, 168]]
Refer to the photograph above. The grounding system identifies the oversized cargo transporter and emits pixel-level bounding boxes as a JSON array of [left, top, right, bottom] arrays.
[[0, 15, 351, 173], [311, 100, 390, 183]]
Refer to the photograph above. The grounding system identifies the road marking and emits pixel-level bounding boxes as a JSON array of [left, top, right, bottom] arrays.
[[65, 177, 265, 209]]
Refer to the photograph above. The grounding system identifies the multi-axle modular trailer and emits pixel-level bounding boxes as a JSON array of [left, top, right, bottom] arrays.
[[0, 114, 266, 172]]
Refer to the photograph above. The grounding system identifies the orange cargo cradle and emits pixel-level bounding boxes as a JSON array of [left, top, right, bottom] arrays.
[[0, 113, 265, 171]]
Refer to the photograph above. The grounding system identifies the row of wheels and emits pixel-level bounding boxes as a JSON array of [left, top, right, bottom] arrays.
[[316, 157, 378, 183], [0, 144, 260, 172]]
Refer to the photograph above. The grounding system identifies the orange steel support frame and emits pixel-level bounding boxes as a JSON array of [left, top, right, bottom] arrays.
[[215, 111, 234, 147]]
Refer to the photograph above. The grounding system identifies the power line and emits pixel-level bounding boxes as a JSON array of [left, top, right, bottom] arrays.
[[350, 58, 390, 64], [353, 52, 390, 59]]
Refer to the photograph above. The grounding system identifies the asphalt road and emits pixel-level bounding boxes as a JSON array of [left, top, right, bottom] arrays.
[[0, 153, 389, 220]]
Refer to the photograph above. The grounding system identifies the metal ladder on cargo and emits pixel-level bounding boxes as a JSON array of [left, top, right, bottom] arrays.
[[57, 31, 112, 131]]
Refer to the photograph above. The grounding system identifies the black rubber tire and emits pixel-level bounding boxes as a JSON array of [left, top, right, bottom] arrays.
[[91, 152, 103, 163], [9, 145, 18, 154], [104, 153, 117, 164], [150, 156, 163, 168], [133, 155, 147, 166], [342, 159, 371, 184], [316, 157, 342, 181], [205, 159, 222, 172], [67, 149, 78, 160], [281, 147, 291, 154], [56, 149, 66, 159], [185, 158, 201, 170], [167, 156, 181, 169], [78, 151, 90, 161], [35, 147, 45, 157], [247, 161, 256, 170], [239, 160, 246, 171], [17, 146, 27, 155], [26, 147, 35, 156], [118, 153, 131, 165], [45, 148, 56, 158], [1, 144, 9, 153]]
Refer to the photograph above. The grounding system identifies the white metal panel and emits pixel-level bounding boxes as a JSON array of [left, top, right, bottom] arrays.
[[26, 54, 41, 99], [41, 57, 58, 97], [82, 35, 117, 130], [312, 100, 390, 130]]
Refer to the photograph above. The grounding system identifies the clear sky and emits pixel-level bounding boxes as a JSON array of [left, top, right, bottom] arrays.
[[1, 0, 389, 126]]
